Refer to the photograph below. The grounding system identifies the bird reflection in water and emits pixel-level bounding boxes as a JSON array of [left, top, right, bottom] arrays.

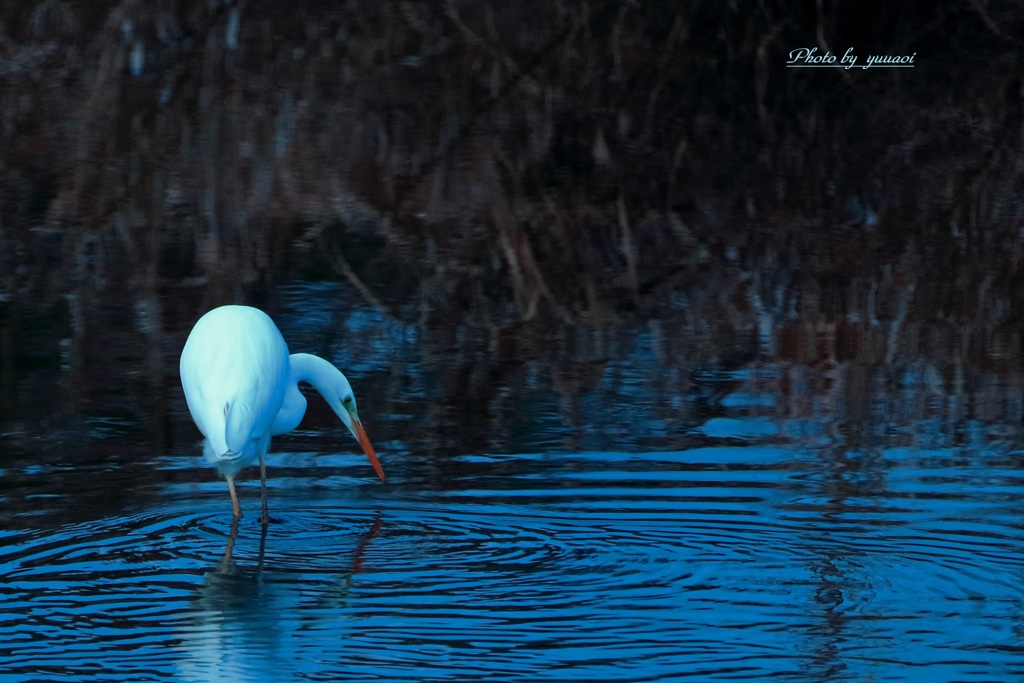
[[211, 520, 269, 579], [174, 514, 385, 681]]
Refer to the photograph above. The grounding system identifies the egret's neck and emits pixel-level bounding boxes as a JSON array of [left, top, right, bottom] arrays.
[[290, 353, 343, 396]]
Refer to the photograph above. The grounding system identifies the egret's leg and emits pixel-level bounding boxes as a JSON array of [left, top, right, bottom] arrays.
[[259, 453, 270, 526], [226, 476, 242, 520]]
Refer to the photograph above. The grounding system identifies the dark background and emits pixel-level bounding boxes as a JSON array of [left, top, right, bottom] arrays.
[[2, 0, 1023, 476]]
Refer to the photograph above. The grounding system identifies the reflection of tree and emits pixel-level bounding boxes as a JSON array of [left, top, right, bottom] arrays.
[[2, 2, 1024, 507], [4, 1, 1024, 323]]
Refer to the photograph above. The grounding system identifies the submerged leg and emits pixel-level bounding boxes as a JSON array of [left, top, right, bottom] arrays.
[[259, 452, 270, 526], [226, 476, 242, 520]]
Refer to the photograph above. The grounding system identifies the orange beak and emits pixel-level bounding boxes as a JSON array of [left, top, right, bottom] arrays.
[[353, 419, 386, 483]]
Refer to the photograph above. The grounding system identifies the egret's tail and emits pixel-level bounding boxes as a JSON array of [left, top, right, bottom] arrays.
[[201, 438, 245, 473], [200, 434, 269, 480]]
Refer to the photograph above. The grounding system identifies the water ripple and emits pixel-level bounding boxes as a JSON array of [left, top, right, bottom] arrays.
[[3, 446, 1024, 681]]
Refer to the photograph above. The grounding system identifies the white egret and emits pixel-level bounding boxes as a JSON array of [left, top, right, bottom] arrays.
[[179, 305, 385, 523]]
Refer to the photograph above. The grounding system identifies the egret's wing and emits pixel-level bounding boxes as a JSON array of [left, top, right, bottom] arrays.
[[180, 306, 290, 456]]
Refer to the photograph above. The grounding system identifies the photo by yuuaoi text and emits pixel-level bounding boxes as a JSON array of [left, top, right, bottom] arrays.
[[787, 47, 916, 69]]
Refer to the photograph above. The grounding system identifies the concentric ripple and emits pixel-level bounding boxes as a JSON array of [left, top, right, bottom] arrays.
[[3, 446, 1024, 681]]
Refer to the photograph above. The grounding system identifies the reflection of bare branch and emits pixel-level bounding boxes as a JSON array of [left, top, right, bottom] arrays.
[[969, 0, 1004, 37], [885, 281, 916, 366], [444, 0, 518, 75], [756, 19, 791, 130], [815, 0, 828, 53], [326, 239, 393, 320], [497, 226, 538, 321], [617, 189, 638, 297], [4, 0, 1024, 345]]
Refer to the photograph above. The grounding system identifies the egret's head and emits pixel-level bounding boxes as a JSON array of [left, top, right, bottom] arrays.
[[328, 385, 386, 484], [292, 352, 387, 484]]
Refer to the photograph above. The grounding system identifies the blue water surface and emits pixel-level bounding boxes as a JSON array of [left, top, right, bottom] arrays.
[[3, 286, 1024, 682]]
